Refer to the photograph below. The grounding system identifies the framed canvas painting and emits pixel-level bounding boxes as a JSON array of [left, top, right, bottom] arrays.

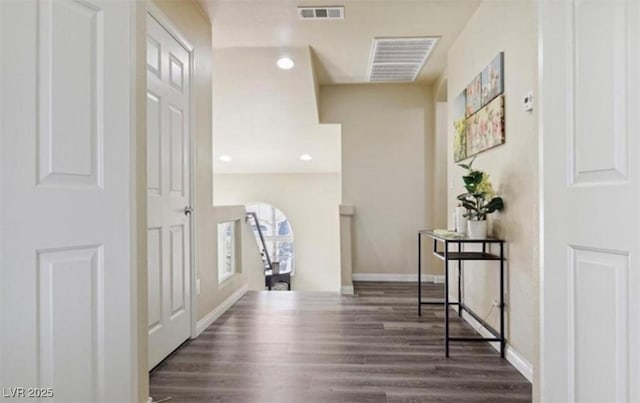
[[465, 74, 482, 117], [481, 52, 504, 105], [466, 95, 505, 156], [453, 91, 467, 162]]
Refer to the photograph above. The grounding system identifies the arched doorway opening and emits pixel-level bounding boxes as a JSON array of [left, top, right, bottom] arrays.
[[246, 203, 295, 276]]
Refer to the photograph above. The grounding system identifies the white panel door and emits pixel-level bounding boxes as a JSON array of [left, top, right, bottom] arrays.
[[146, 13, 192, 370], [540, 0, 640, 401], [0, 0, 137, 402]]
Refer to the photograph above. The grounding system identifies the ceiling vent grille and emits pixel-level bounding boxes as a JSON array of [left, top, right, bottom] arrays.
[[368, 37, 439, 82], [298, 6, 344, 20]]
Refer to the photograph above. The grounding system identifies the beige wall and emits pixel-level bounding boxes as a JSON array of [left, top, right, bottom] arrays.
[[208, 205, 263, 298], [445, 0, 538, 388], [320, 84, 437, 277], [214, 173, 341, 291], [434, 102, 448, 231]]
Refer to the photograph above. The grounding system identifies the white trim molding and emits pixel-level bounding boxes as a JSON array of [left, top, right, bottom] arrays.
[[460, 308, 533, 382], [341, 285, 354, 295], [352, 273, 444, 283], [353, 273, 415, 282], [339, 204, 355, 216], [195, 284, 248, 337]]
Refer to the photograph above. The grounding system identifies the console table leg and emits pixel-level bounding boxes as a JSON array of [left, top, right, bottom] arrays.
[[457, 242, 462, 317], [500, 242, 505, 358], [444, 244, 450, 358], [418, 233, 422, 317]]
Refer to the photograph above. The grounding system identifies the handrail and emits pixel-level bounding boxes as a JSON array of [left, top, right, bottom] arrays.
[[245, 212, 272, 271]]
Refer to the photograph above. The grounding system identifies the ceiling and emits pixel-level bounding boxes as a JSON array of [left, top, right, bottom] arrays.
[[199, 0, 481, 85], [211, 46, 341, 174], [200, 0, 481, 174]]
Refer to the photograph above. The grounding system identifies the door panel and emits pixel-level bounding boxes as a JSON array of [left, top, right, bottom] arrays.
[[169, 105, 185, 195], [572, 1, 627, 185], [147, 92, 162, 194], [170, 224, 186, 316], [0, 0, 136, 401], [148, 228, 163, 333], [38, 0, 103, 188], [169, 54, 184, 92], [570, 247, 628, 403], [146, 13, 191, 370], [540, 0, 640, 401], [39, 245, 104, 401]]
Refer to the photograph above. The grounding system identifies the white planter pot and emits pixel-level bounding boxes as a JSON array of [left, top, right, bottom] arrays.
[[467, 220, 487, 239]]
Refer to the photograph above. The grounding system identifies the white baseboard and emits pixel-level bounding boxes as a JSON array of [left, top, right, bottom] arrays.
[[195, 284, 248, 337], [341, 285, 354, 295], [458, 306, 533, 382], [352, 273, 443, 282], [352, 273, 416, 282], [433, 275, 445, 283]]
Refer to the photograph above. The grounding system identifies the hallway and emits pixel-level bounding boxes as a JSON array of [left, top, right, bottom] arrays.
[[150, 282, 531, 402]]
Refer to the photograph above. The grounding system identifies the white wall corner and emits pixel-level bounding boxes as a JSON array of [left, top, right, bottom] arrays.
[[195, 284, 248, 337], [459, 308, 533, 383], [341, 285, 354, 295]]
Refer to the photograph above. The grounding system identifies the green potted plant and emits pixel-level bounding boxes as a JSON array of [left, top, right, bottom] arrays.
[[457, 156, 504, 238]]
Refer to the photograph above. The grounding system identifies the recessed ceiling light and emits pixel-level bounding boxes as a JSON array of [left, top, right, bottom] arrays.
[[300, 154, 312, 161], [219, 155, 232, 162], [277, 57, 295, 70]]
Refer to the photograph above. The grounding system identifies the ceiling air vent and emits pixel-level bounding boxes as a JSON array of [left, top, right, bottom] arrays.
[[298, 6, 344, 20], [368, 37, 439, 82]]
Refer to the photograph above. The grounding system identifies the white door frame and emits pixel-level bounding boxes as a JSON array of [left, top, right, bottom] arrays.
[[146, 3, 199, 340]]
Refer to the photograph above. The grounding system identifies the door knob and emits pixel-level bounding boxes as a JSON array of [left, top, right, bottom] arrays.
[[184, 206, 194, 216]]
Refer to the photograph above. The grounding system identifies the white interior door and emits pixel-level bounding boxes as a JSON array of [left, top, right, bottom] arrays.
[[540, 0, 640, 401], [146, 13, 192, 370], [0, 0, 137, 401]]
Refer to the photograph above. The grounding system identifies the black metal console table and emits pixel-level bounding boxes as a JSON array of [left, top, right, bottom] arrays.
[[418, 230, 505, 358]]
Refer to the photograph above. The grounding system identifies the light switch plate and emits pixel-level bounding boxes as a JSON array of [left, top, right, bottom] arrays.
[[196, 278, 201, 295]]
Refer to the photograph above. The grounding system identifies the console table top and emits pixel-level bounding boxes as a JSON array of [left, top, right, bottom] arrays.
[[419, 229, 505, 243]]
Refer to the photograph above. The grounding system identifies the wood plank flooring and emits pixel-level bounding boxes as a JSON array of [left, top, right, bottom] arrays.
[[150, 282, 532, 403]]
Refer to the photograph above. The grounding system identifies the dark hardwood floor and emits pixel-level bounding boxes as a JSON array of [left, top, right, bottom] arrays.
[[150, 282, 532, 403]]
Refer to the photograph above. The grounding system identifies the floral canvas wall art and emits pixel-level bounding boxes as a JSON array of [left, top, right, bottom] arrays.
[[465, 95, 505, 157], [454, 118, 467, 162], [454, 52, 506, 162], [453, 91, 467, 161], [481, 52, 504, 105], [465, 74, 482, 116]]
